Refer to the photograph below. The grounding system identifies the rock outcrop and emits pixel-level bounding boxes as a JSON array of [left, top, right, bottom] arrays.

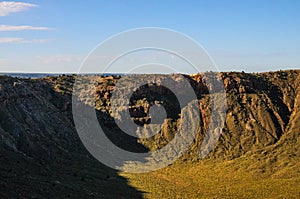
[[0, 70, 299, 197]]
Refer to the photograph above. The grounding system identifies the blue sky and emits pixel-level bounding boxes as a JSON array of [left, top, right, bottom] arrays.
[[0, 0, 299, 73]]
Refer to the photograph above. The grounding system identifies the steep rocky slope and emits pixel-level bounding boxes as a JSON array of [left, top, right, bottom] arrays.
[[0, 70, 299, 197], [0, 76, 143, 198]]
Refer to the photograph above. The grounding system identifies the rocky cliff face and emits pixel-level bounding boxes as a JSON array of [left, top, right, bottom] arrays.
[[0, 70, 299, 197]]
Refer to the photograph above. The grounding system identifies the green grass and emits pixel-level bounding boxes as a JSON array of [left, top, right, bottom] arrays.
[[120, 158, 300, 199]]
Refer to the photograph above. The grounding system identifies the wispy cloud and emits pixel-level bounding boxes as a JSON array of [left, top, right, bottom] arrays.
[[0, 25, 51, 31], [0, 1, 37, 16], [0, 37, 22, 43], [0, 37, 49, 43], [37, 55, 83, 64]]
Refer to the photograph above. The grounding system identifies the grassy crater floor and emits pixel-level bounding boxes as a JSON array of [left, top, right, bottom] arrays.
[[120, 159, 300, 199]]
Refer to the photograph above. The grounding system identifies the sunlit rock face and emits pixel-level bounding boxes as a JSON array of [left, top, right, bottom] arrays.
[[0, 70, 299, 196]]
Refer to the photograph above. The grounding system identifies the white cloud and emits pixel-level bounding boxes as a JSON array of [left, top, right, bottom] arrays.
[[0, 37, 49, 43], [0, 37, 22, 43], [37, 55, 83, 64], [0, 25, 51, 31], [0, 1, 37, 16]]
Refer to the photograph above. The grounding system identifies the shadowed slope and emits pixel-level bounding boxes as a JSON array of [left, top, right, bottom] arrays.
[[0, 76, 143, 198]]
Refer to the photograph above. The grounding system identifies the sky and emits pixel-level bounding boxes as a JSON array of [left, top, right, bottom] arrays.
[[0, 0, 299, 73]]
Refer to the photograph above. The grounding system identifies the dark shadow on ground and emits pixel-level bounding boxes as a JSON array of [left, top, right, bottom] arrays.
[[0, 75, 144, 198]]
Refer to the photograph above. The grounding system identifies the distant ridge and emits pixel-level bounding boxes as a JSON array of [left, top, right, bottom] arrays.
[[0, 73, 126, 79]]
